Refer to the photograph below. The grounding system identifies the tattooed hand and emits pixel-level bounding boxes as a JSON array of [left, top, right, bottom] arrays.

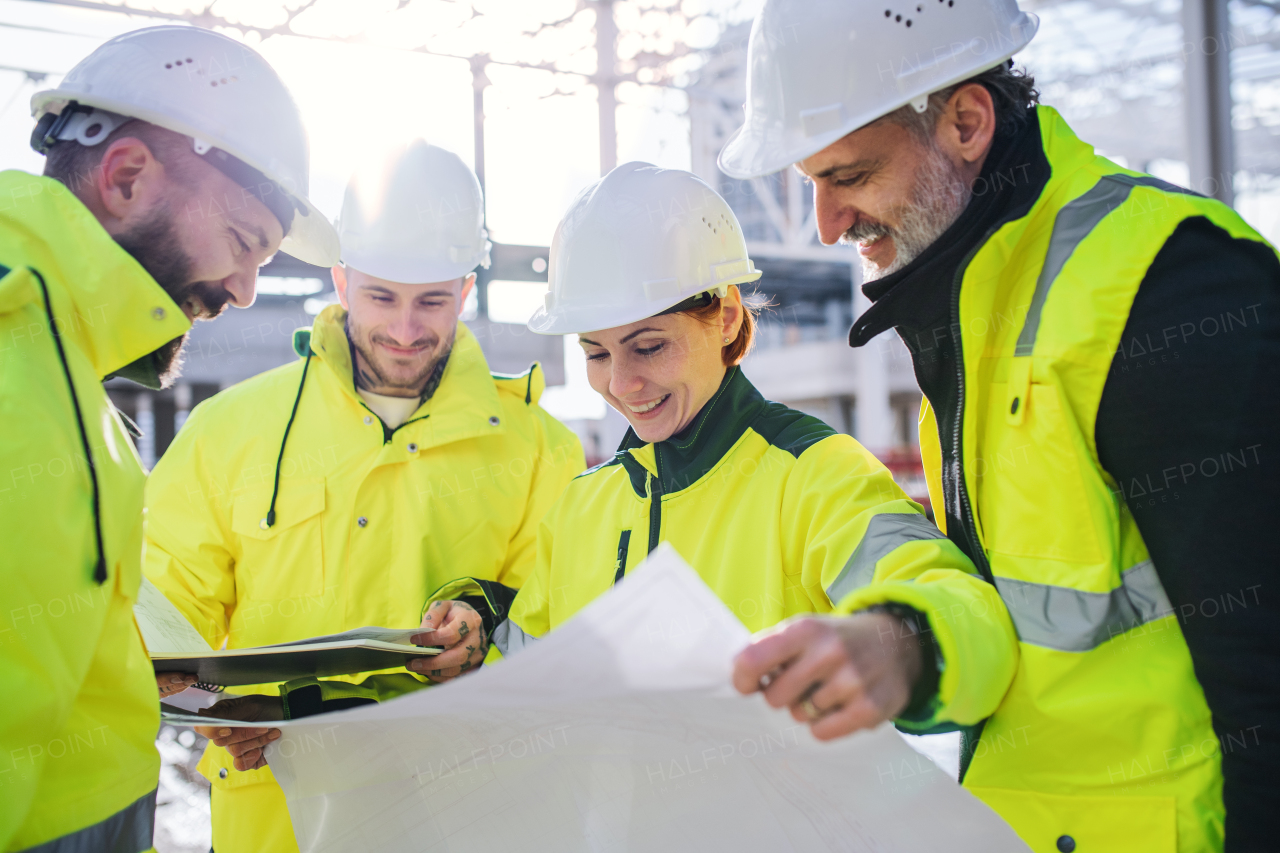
[[408, 600, 488, 683]]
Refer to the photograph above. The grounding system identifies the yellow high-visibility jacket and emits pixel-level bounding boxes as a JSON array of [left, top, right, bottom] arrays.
[[0, 171, 191, 852], [435, 367, 1015, 734], [838, 107, 1276, 852], [144, 306, 583, 851]]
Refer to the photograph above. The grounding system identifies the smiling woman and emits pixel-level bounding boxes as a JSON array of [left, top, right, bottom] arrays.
[[417, 164, 978, 756]]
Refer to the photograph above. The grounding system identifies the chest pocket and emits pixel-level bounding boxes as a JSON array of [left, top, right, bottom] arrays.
[[978, 377, 1105, 569], [230, 478, 326, 600]]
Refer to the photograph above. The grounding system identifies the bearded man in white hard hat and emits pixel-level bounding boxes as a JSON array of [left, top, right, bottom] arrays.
[[0, 26, 335, 853], [725, 2, 1280, 851], [141, 139, 584, 853]]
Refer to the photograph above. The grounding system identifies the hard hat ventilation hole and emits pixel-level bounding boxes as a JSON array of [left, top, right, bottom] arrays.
[[906, 19, 912, 26], [884, 9, 890, 15]]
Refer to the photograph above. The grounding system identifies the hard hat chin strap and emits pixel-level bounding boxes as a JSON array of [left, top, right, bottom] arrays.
[[656, 288, 727, 317], [30, 103, 130, 155], [197, 145, 299, 239]]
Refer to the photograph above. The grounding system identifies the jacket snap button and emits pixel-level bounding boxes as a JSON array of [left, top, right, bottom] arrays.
[[152, 307, 166, 320], [1056, 835, 1076, 853], [407, 443, 418, 453], [357, 516, 368, 528], [363, 416, 373, 425], [218, 768, 228, 779], [488, 416, 500, 426]]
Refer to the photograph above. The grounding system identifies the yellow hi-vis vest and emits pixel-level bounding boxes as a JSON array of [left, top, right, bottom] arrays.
[[143, 306, 583, 840], [852, 106, 1272, 853], [455, 368, 1017, 734], [0, 172, 191, 852]]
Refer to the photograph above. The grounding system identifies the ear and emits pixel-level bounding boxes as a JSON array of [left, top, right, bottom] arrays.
[[936, 83, 996, 171], [720, 286, 745, 343], [95, 137, 166, 226], [458, 272, 477, 317], [332, 265, 350, 310]]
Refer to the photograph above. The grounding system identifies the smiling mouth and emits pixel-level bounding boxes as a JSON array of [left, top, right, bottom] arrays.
[[627, 394, 670, 415]]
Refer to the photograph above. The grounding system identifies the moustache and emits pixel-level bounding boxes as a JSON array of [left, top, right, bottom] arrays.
[[370, 333, 439, 353], [172, 282, 233, 321], [841, 219, 893, 246]]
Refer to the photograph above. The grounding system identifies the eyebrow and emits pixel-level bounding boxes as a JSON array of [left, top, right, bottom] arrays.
[[578, 326, 663, 347], [363, 285, 454, 298], [231, 217, 270, 249], [805, 157, 884, 181]]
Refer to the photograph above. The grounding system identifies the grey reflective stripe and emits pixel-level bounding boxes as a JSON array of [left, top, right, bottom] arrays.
[[25, 789, 155, 853], [995, 560, 1174, 652], [491, 618, 539, 657], [825, 513, 947, 603], [1015, 176, 1136, 356], [1103, 173, 1202, 197]]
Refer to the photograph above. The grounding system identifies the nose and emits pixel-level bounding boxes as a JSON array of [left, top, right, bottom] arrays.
[[813, 182, 857, 246], [385, 309, 426, 346], [609, 358, 644, 403], [223, 268, 257, 308]]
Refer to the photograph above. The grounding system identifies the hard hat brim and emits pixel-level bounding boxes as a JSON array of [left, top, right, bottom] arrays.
[[527, 272, 762, 336], [717, 12, 1038, 179], [341, 248, 481, 285]]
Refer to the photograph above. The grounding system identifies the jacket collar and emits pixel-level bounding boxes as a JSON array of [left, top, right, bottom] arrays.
[[295, 306, 504, 447], [616, 366, 766, 495], [0, 171, 190, 378]]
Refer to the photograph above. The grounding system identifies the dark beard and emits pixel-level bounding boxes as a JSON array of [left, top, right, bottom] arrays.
[[346, 314, 454, 401], [114, 203, 233, 388]]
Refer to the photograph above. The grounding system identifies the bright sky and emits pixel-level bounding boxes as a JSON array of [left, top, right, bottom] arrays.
[[0, 0, 741, 420]]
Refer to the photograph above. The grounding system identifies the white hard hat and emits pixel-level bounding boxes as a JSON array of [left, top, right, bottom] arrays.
[[337, 140, 490, 284], [528, 162, 762, 336], [30, 26, 338, 266], [718, 0, 1039, 179]]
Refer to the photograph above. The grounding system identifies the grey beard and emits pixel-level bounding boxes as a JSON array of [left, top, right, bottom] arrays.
[[844, 145, 972, 283]]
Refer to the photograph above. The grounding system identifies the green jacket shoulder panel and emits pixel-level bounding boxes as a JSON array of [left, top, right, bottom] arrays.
[[749, 399, 838, 459]]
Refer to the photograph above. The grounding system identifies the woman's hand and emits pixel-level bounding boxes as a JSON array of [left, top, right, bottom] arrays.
[[732, 613, 923, 740], [193, 694, 284, 771], [408, 600, 488, 683]]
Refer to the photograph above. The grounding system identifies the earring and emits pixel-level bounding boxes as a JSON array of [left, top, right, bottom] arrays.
[[723, 336, 731, 344]]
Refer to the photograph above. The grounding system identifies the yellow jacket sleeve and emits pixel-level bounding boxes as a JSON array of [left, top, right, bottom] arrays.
[[143, 401, 236, 649], [492, 404, 584, 592], [785, 435, 1019, 728]]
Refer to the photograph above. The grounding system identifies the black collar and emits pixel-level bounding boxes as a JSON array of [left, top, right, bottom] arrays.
[[615, 366, 766, 495]]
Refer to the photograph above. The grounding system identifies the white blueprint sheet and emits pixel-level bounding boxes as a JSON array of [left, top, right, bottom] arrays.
[[265, 545, 1030, 853]]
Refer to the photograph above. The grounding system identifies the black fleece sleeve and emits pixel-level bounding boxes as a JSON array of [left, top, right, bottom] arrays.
[[1096, 216, 1280, 852]]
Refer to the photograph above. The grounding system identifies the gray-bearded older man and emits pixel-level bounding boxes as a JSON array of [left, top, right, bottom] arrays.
[[723, 1, 1280, 851]]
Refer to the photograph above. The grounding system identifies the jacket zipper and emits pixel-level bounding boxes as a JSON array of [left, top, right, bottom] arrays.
[[950, 240, 996, 586], [646, 460, 663, 554], [951, 233, 1000, 785], [614, 530, 632, 584]]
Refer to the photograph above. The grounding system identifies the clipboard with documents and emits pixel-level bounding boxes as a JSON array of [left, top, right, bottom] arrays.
[[135, 576, 441, 687]]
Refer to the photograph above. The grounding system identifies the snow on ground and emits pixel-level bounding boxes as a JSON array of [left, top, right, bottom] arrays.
[[155, 727, 212, 853]]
